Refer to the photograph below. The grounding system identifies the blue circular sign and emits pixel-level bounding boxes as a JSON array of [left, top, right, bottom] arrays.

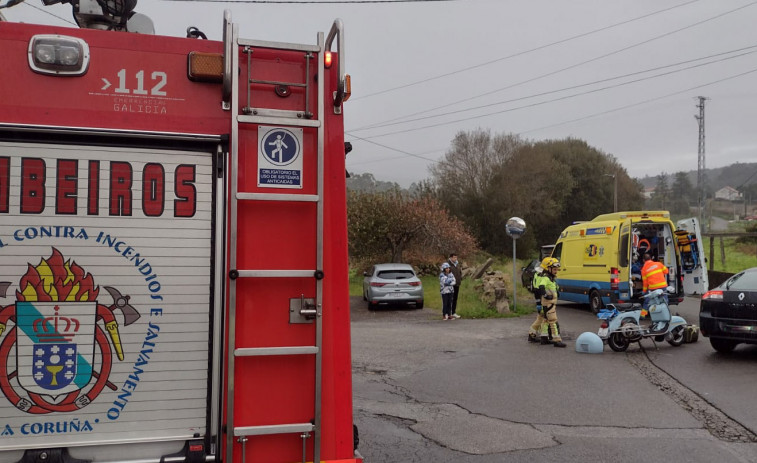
[[261, 129, 300, 166]]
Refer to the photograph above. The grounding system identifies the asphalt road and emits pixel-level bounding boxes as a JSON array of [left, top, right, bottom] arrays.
[[350, 296, 757, 462]]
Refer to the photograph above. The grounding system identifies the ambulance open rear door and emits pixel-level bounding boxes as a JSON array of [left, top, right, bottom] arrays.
[[676, 217, 709, 295]]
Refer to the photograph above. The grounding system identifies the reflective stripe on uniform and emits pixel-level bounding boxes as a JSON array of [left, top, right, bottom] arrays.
[[642, 261, 668, 291]]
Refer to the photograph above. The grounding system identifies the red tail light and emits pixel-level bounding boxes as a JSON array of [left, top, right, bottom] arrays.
[[702, 290, 723, 300], [408, 281, 421, 286], [610, 267, 619, 290], [600, 321, 608, 329], [370, 282, 387, 287]]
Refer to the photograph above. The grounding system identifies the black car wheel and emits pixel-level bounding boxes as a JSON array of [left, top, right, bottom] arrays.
[[710, 338, 738, 353], [589, 290, 603, 314], [415, 299, 424, 309]]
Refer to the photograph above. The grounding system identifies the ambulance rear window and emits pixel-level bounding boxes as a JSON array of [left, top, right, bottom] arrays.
[[619, 232, 629, 267]]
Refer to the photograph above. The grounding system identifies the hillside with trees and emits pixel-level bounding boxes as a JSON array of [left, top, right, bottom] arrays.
[[347, 130, 647, 264], [638, 162, 757, 198]]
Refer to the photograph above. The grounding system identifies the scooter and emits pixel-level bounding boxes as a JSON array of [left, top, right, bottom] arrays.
[[597, 288, 687, 352]]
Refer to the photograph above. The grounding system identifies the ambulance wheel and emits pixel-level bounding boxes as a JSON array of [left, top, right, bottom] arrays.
[[589, 290, 603, 314], [608, 332, 630, 352], [666, 326, 685, 347]]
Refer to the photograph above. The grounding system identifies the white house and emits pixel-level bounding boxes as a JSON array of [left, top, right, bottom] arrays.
[[714, 186, 742, 201]]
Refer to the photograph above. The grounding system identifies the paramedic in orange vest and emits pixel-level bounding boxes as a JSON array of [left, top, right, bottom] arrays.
[[640, 253, 669, 308]]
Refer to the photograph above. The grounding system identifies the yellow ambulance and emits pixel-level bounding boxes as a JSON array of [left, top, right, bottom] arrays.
[[550, 211, 708, 313]]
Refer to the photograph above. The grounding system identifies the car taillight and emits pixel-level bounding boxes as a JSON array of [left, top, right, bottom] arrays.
[[600, 321, 608, 329], [702, 290, 723, 300], [408, 281, 421, 286], [370, 282, 387, 287], [610, 267, 619, 290]]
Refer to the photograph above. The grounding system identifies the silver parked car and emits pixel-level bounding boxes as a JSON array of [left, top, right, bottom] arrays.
[[363, 263, 424, 309]]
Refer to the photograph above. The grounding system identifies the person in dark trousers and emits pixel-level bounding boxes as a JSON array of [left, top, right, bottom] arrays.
[[448, 253, 462, 319], [440, 262, 456, 320]]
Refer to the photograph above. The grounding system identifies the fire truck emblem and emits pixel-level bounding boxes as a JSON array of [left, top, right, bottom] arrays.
[[0, 248, 140, 414], [18, 301, 94, 395]]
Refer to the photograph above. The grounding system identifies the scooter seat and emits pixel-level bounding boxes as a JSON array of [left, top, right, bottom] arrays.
[[615, 303, 641, 312]]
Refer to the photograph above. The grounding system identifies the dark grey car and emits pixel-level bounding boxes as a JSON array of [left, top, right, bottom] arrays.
[[700, 266, 757, 353], [363, 263, 424, 309]]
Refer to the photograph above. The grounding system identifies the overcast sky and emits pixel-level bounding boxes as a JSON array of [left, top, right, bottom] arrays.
[[5, 0, 757, 187]]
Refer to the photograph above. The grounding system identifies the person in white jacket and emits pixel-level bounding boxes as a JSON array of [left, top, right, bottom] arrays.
[[440, 262, 457, 320]]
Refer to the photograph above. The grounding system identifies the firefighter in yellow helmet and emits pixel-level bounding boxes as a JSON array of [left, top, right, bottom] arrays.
[[527, 260, 546, 343], [536, 257, 566, 347]]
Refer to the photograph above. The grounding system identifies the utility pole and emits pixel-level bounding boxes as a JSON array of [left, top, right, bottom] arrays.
[[604, 173, 618, 212], [695, 96, 708, 231], [613, 174, 618, 212]]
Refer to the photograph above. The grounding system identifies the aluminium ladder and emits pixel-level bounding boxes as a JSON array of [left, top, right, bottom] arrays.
[[221, 11, 345, 463]]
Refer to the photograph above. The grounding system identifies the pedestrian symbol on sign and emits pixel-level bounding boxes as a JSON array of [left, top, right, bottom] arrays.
[[261, 129, 299, 166]]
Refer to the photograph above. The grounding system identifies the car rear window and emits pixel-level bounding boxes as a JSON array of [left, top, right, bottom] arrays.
[[725, 271, 757, 290], [377, 270, 415, 279]]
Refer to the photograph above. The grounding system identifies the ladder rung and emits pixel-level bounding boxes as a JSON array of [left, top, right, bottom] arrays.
[[235, 423, 315, 437], [237, 192, 319, 202], [238, 114, 320, 128], [238, 38, 320, 53], [251, 79, 307, 88], [235, 346, 318, 357], [236, 270, 314, 278]]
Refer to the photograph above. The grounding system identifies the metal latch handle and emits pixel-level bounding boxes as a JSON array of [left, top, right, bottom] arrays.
[[299, 294, 317, 319]]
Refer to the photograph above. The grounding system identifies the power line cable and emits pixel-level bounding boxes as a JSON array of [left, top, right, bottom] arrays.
[[346, 137, 445, 165], [736, 168, 757, 189], [359, 1, 757, 130], [165, 0, 457, 3], [346, 133, 440, 163], [17, 1, 77, 25], [352, 0, 701, 101], [516, 67, 757, 135], [349, 45, 757, 134], [352, 67, 757, 168], [347, 149, 443, 166]]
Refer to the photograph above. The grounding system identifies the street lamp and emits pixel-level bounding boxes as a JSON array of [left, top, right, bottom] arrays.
[[505, 217, 526, 311], [604, 173, 618, 212]]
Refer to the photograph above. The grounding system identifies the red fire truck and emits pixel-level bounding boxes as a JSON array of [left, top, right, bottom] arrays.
[[0, 2, 359, 462]]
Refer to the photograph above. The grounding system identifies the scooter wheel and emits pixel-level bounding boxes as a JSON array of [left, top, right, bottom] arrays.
[[608, 332, 630, 352], [666, 325, 685, 347]]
